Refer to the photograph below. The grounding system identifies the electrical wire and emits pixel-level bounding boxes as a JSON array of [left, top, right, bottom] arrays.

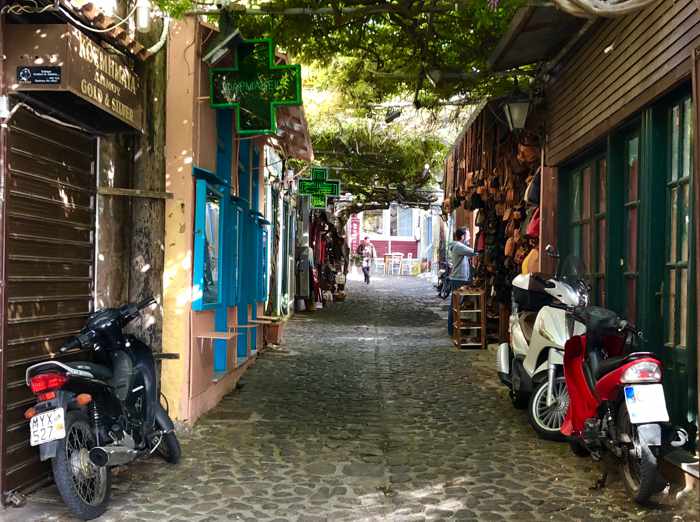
[[0, 2, 55, 15]]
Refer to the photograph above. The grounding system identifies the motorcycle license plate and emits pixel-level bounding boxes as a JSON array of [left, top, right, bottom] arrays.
[[624, 384, 670, 424], [29, 408, 66, 446]]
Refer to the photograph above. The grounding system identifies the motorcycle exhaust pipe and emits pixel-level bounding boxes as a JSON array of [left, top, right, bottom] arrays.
[[89, 445, 138, 467]]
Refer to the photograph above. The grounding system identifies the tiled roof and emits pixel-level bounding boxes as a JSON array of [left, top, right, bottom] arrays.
[[61, 0, 150, 59]]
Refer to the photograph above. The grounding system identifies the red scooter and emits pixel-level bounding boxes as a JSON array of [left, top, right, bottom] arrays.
[[558, 305, 688, 504]]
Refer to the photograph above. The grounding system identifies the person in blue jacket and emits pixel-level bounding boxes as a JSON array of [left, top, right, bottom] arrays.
[[447, 228, 476, 335]]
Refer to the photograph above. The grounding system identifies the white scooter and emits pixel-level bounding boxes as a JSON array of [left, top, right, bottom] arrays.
[[496, 245, 588, 440]]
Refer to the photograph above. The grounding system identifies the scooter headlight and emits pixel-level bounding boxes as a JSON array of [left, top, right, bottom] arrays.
[[620, 361, 662, 383]]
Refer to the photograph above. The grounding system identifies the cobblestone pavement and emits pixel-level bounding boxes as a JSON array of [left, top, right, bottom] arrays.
[[6, 276, 697, 521]]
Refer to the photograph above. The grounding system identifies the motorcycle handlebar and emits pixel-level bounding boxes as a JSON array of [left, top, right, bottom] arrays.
[[59, 336, 82, 353], [59, 331, 95, 353], [137, 297, 157, 311]]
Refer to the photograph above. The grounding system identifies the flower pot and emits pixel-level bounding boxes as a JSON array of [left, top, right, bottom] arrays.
[[264, 322, 283, 345]]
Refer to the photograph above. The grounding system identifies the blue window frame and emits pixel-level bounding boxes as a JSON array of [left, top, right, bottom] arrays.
[[193, 178, 225, 310]]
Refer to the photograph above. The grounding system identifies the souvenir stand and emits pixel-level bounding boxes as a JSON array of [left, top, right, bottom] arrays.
[[442, 100, 544, 341]]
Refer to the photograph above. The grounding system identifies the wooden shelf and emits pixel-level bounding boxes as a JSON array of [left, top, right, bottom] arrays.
[[197, 331, 237, 340], [452, 289, 487, 350]]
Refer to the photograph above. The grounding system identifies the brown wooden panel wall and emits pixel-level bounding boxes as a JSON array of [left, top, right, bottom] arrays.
[[1, 107, 95, 498], [547, 0, 700, 165]]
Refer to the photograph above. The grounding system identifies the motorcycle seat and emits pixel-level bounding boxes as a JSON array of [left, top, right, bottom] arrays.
[[594, 352, 654, 380], [66, 361, 113, 381]]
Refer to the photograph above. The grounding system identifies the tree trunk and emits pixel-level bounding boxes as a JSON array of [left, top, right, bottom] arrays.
[[128, 24, 167, 350]]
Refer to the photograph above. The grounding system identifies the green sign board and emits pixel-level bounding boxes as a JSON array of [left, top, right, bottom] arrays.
[[298, 167, 341, 209], [210, 38, 302, 135]]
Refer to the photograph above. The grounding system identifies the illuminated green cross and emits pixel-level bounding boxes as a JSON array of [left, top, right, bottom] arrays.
[[210, 38, 302, 135], [298, 167, 341, 208]]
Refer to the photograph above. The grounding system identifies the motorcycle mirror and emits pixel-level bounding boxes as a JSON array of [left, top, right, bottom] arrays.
[[545, 244, 559, 257]]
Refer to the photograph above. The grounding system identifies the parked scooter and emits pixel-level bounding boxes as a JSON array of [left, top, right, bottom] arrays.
[[558, 305, 688, 504], [435, 262, 452, 299], [497, 245, 587, 440], [25, 298, 180, 520]]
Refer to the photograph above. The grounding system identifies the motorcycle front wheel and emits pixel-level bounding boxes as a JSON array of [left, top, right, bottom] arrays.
[[52, 411, 111, 520], [527, 377, 567, 441], [617, 403, 665, 504]]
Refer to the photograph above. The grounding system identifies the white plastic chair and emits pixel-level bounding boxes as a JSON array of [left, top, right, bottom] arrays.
[[373, 257, 385, 274], [400, 253, 413, 276], [390, 253, 403, 275]]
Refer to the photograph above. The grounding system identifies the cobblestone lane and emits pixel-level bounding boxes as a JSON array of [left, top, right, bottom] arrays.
[[10, 277, 696, 521]]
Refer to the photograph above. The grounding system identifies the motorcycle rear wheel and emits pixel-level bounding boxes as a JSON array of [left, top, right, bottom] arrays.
[[439, 284, 450, 299], [52, 410, 111, 520], [618, 402, 664, 504]]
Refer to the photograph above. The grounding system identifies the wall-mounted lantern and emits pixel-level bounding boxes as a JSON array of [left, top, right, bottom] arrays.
[[502, 93, 531, 132]]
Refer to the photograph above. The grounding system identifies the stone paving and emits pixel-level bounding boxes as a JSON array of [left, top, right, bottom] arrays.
[[5, 275, 697, 521]]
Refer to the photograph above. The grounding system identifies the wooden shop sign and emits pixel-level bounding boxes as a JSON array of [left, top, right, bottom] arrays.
[[5, 24, 143, 130]]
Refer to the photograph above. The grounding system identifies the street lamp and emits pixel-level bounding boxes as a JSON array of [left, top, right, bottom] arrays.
[[502, 94, 531, 132], [136, 0, 151, 32]]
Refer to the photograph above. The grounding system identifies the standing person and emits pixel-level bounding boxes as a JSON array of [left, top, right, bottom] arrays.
[[357, 236, 376, 284], [447, 228, 476, 336]]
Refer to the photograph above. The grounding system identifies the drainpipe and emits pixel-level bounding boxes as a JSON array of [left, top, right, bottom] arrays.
[[695, 50, 700, 455], [0, 12, 9, 504]]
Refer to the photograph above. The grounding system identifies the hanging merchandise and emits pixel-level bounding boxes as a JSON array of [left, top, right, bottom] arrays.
[[476, 230, 486, 252], [517, 142, 540, 165], [521, 247, 540, 274], [526, 207, 541, 238], [504, 236, 515, 257], [524, 168, 541, 206], [470, 192, 485, 210]]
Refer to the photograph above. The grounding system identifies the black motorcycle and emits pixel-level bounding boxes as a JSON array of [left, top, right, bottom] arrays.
[[24, 298, 180, 520], [435, 262, 452, 299]]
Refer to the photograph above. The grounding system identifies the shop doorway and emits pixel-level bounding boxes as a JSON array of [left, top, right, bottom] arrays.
[[662, 95, 696, 432], [1, 107, 96, 500]]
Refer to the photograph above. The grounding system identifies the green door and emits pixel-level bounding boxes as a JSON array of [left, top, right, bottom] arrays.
[[662, 96, 696, 433]]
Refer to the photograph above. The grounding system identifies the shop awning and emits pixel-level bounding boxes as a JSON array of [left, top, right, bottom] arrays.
[[488, 6, 587, 72]]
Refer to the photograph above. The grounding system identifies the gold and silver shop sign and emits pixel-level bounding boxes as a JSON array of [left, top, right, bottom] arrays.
[[5, 24, 143, 130]]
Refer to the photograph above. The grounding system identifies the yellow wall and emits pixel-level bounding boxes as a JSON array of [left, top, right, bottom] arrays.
[[161, 17, 199, 421]]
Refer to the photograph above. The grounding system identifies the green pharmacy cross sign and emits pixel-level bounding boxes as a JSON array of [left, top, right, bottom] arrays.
[[210, 38, 302, 135], [298, 167, 341, 209]]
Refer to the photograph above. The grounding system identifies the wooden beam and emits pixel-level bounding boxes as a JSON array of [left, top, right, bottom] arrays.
[[98, 187, 174, 199]]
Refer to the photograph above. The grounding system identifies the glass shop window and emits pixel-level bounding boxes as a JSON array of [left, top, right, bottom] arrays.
[[567, 154, 607, 305], [390, 205, 413, 237], [623, 133, 640, 324], [665, 97, 693, 349], [193, 180, 224, 310], [363, 210, 384, 235]]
